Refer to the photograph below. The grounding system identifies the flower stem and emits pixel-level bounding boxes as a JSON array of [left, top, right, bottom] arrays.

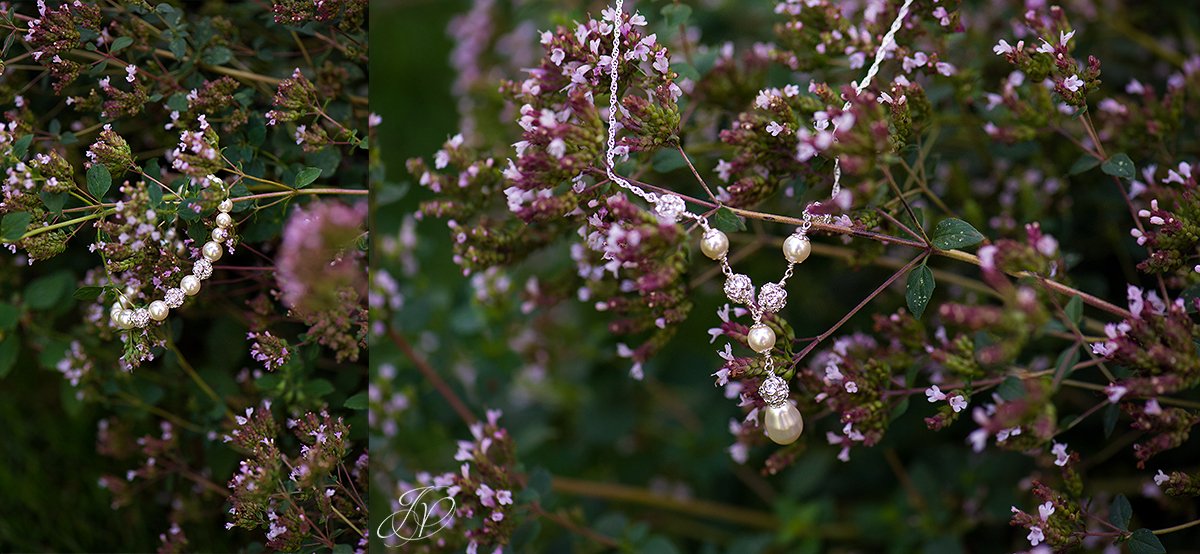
[[329, 505, 364, 538], [789, 252, 928, 367], [4, 208, 116, 243], [165, 337, 236, 419], [1153, 517, 1200, 535], [388, 327, 478, 426], [233, 188, 369, 203], [550, 475, 781, 530]]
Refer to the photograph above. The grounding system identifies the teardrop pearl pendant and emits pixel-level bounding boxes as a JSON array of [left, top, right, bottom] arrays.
[[764, 403, 804, 445], [758, 373, 803, 444]]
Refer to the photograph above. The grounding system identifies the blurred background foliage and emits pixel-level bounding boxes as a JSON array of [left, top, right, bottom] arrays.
[[0, 0, 369, 551], [371, 0, 1200, 552]]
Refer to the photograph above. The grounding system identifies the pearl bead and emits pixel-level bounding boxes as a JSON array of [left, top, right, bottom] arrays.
[[218, 199, 234, 213], [181, 275, 202, 296], [700, 229, 729, 260], [148, 300, 170, 321], [747, 323, 776, 353], [763, 403, 804, 445], [117, 310, 134, 330], [216, 212, 233, 228], [202, 241, 223, 261], [212, 227, 228, 243], [783, 234, 812, 264]]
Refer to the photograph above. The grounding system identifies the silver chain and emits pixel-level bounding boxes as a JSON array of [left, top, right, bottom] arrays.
[[605, 0, 660, 207], [828, 0, 914, 200]]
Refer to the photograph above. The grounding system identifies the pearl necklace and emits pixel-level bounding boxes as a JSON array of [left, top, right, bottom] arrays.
[[109, 191, 237, 330], [604, 0, 915, 445]]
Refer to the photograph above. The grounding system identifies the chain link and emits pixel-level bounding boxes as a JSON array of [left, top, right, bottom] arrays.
[[825, 0, 915, 200], [604, 0, 662, 207]]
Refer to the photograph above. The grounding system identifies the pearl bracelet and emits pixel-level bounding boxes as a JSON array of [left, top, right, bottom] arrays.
[[109, 195, 237, 330]]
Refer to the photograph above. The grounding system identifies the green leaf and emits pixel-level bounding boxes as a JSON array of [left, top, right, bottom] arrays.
[[1068, 154, 1100, 175], [1064, 295, 1083, 326], [1, 212, 31, 242], [155, 3, 182, 24], [1127, 529, 1165, 554], [304, 378, 335, 398], [670, 61, 700, 82], [201, 46, 232, 65], [39, 191, 66, 215], [930, 218, 985, 250], [997, 376, 1026, 401], [73, 286, 106, 301], [528, 467, 553, 498], [1101, 153, 1137, 180], [12, 134, 32, 159], [0, 338, 17, 378], [1103, 403, 1119, 438], [148, 181, 164, 208], [295, 167, 322, 189], [661, 4, 692, 27], [25, 272, 75, 310], [166, 92, 190, 112], [712, 206, 746, 232], [331, 545, 353, 554], [168, 37, 187, 58], [87, 164, 112, 199], [0, 302, 19, 330], [905, 264, 935, 318], [651, 149, 688, 173], [1108, 494, 1132, 531], [1054, 345, 1081, 380], [343, 391, 368, 410], [110, 36, 134, 53]]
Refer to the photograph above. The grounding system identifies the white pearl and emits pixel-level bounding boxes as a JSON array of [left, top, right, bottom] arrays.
[[181, 275, 202, 296], [783, 234, 811, 264], [700, 229, 729, 260], [148, 300, 170, 321], [212, 227, 228, 243], [202, 241, 223, 261], [117, 310, 134, 329], [764, 403, 804, 445], [218, 199, 234, 213], [216, 212, 233, 228], [747, 323, 776, 353]]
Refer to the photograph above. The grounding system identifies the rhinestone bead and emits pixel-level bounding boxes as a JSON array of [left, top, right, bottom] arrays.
[[758, 282, 788, 313], [654, 194, 686, 223], [723, 273, 755, 305], [129, 308, 151, 328], [758, 373, 791, 406], [164, 288, 186, 308], [193, 259, 213, 280]]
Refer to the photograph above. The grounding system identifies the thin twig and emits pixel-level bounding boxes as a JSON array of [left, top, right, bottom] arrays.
[[676, 144, 719, 203], [788, 252, 928, 368], [388, 328, 478, 426]]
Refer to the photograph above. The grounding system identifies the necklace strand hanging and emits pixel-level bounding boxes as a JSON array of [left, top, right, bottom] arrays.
[[108, 187, 237, 331], [604, 0, 915, 445]]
